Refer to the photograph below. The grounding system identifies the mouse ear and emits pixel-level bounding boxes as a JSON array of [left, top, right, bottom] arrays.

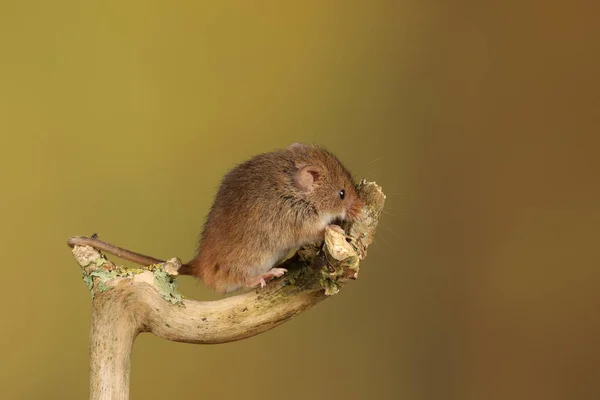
[[294, 165, 322, 191]]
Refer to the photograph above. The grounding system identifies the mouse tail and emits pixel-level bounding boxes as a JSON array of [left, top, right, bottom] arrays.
[[67, 235, 165, 266], [176, 263, 193, 275]]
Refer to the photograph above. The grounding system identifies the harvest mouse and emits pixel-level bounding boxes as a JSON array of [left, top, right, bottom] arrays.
[[68, 143, 363, 293]]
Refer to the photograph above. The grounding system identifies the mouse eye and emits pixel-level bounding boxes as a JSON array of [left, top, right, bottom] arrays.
[[339, 189, 345, 200]]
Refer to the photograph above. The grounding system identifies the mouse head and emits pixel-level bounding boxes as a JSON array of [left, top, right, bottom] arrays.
[[288, 143, 363, 222]]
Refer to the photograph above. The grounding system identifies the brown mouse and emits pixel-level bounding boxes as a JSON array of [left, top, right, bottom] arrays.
[[68, 143, 363, 293]]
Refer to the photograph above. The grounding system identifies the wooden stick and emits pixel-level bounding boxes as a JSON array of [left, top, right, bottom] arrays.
[[69, 180, 385, 400]]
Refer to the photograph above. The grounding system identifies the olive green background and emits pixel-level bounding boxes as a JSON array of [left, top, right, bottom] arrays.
[[1, 1, 599, 399]]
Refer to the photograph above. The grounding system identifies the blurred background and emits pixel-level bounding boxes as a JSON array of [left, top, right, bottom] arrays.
[[1, 1, 598, 399]]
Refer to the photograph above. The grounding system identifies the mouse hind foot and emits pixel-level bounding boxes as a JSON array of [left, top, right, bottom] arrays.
[[245, 268, 288, 289]]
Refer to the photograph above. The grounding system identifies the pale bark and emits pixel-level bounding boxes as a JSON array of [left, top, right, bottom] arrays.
[[70, 180, 385, 400]]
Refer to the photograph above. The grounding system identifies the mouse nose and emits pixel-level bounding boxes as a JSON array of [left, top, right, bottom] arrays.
[[346, 198, 363, 220]]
